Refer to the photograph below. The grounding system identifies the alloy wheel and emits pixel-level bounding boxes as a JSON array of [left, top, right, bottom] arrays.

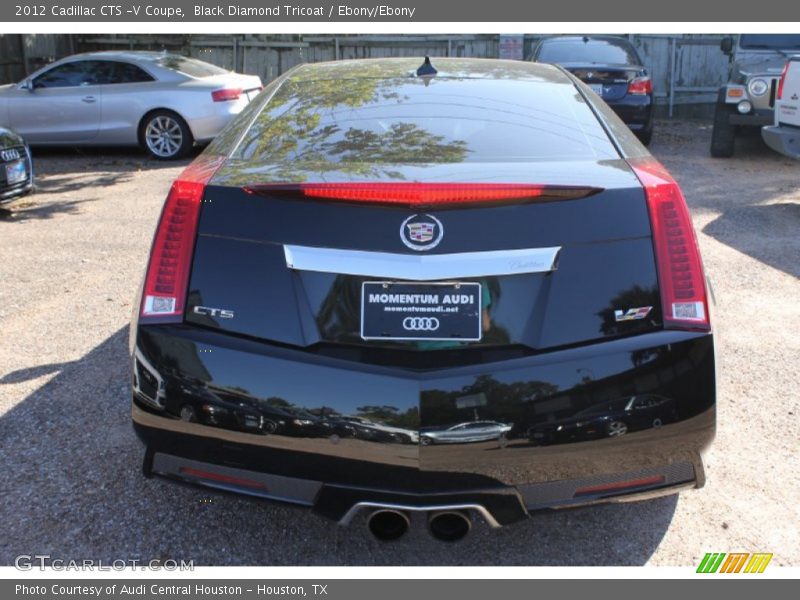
[[145, 115, 184, 158], [607, 421, 628, 437]]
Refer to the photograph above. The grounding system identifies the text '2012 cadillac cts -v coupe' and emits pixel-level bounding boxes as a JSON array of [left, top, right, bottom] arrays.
[[130, 57, 715, 542]]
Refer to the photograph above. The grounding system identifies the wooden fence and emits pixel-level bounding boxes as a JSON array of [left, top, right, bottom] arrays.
[[0, 34, 732, 115]]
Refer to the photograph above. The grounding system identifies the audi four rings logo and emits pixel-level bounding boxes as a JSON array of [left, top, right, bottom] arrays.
[[402, 317, 440, 331], [1, 149, 21, 162]]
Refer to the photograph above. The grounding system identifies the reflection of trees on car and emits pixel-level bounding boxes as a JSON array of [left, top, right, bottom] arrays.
[[219, 71, 471, 184]]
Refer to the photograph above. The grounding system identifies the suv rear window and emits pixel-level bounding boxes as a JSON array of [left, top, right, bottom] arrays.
[[235, 77, 619, 165], [739, 34, 800, 50], [536, 38, 641, 65], [156, 55, 228, 78]]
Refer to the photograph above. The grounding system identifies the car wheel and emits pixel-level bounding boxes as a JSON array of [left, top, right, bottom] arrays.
[[179, 405, 196, 422], [141, 111, 193, 160], [420, 436, 433, 446], [262, 419, 278, 434], [710, 103, 735, 158], [606, 420, 628, 437]]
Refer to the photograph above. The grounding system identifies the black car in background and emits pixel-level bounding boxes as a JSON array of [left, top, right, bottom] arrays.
[[531, 35, 655, 145], [131, 58, 715, 541], [0, 127, 33, 203], [527, 394, 678, 446]]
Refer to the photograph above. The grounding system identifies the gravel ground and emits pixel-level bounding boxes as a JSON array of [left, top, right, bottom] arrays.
[[0, 123, 798, 566]]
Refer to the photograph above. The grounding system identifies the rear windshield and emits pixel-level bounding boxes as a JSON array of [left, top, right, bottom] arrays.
[[156, 55, 228, 78], [536, 39, 640, 65], [235, 77, 619, 166]]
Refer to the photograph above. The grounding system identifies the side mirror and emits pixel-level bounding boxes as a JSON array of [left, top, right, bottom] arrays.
[[720, 37, 734, 55], [19, 79, 34, 92]]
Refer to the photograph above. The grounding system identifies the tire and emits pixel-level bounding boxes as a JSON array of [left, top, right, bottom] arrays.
[[262, 419, 278, 434], [420, 436, 433, 446], [606, 420, 628, 437], [140, 110, 193, 160], [710, 103, 736, 158], [179, 405, 196, 422]]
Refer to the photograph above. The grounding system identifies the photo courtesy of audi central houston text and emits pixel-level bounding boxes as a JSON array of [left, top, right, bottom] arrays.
[[130, 57, 715, 542]]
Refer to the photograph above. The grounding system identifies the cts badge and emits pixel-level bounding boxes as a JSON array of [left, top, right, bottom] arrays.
[[193, 306, 235, 319], [400, 214, 444, 251]]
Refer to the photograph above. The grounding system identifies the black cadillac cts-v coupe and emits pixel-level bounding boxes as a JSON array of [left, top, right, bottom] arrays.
[[131, 58, 715, 541]]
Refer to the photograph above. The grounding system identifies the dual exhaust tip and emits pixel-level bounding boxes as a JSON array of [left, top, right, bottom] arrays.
[[366, 508, 472, 542]]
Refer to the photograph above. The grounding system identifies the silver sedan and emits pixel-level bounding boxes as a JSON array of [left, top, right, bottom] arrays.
[[420, 421, 514, 445], [0, 51, 263, 159]]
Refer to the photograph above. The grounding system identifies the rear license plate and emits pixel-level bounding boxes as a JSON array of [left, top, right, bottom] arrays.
[[589, 83, 603, 96], [361, 281, 482, 341], [5, 160, 26, 185]]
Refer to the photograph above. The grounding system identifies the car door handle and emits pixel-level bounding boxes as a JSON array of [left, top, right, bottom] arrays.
[[82, 96, 97, 103]]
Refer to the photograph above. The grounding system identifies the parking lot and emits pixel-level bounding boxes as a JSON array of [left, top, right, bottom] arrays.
[[0, 119, 798, 566]]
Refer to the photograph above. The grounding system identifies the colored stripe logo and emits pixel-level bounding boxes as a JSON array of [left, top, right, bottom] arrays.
[[697, 552, 773, 573]]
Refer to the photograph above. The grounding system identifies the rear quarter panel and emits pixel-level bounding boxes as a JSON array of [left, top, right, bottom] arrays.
[[97, 80, 238, 144]]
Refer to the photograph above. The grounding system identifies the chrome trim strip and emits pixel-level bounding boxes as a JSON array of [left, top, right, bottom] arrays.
[[338, 501, 504, 528], [284, 245, 561, 280]]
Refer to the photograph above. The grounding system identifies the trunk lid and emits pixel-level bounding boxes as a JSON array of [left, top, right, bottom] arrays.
[[202, 73, 263, 94], [562, 63, 642, 101], [183, 159, 662, 365]]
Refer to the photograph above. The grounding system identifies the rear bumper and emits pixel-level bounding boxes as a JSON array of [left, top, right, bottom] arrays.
[[0, 180, 33, 203], [762, 123, 800, 159], [141, 446, 700, 525], [132, 325, 715, 524], [185, 101, 251, 144], [729, 112, 773, 127], [606, 97, 653, 129]]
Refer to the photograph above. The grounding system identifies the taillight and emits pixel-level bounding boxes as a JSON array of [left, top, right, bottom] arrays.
[[140, 155, 225, 320], [243, 183, 600, 207], [777, 62, 790, 100], [211, 88, 243, 102], [628, 77, 653, 95], [628, 157, 710, 331]]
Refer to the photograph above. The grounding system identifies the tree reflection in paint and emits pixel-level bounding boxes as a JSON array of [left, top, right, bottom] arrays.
[[217, 73, 470, 183]]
